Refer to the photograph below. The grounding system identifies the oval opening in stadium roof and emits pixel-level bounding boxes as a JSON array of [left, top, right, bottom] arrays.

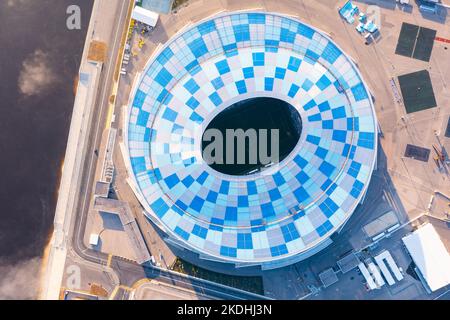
[[201, 97, 303, 176]]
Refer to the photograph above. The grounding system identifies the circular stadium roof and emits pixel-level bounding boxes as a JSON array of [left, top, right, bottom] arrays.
[[124, 12, 377, 268]]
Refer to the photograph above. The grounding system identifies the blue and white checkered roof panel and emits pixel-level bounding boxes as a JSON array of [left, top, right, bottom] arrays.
[[125, 12, 377, 264]]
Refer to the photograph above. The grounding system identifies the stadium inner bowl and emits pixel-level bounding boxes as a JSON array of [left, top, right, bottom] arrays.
[[201, 97, 303, 176]]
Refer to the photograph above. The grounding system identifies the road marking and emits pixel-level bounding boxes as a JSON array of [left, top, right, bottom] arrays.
[[103, 0, 133, 131], [107, 254, 113, 267], [64, 288, 100, 300], [435, 36, 450, 44], [131, 278, 152, 290], [120, 285, 133, 291], [134, 279, 216, 300], [109, 285, 133, 300], [140, 272, 258, 300], [105, 101, 115, 129], [59, 287, 66, 300], [109, 285, 120, 300], [434, 289, 450, 300]]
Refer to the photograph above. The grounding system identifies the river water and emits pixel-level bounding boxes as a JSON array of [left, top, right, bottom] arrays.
[[0, 0, 93, 264]]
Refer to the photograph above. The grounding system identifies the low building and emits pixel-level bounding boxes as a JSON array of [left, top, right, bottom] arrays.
[[139, 0, 174, 14], [89, 234, 100, 247], [319, 268, 339, 288], [402, 223, 450, 292], [132, 5, 159, 27], [94, 181, 110, 198]]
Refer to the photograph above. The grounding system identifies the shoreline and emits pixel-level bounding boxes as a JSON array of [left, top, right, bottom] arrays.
[[39, 0, 102, 300]]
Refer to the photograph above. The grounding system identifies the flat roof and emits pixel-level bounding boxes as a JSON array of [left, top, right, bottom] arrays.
[[89, 234, 99, 246], [94, 181, 110, 197], [141, 0, 174, 14], [132, 6, 159, 27], [337, 252, 360, 274], [319, 268, 339, 288], [402, 223, 450, 292], [363, 210, 399, 238]]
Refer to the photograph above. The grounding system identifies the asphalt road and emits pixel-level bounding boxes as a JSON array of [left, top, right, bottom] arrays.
[[66, 0, 267, 301], [70, 0, 129, 267], [111, 256, 267, 300]]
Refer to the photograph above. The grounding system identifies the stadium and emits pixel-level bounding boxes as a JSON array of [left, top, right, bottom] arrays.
[[123, 11, 377, 270]]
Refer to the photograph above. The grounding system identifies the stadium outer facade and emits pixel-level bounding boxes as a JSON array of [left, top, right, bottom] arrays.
[[122, 11, 378, 270]]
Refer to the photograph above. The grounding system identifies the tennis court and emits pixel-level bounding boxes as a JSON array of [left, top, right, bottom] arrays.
[[398, 70, 437, 114], [445, 117, 450, 138], [395, 23, 436, 62], [395, 23, 419, 58]]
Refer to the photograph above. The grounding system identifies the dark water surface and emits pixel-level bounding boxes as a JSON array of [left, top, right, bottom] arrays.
[[0, 0, 93, 263]]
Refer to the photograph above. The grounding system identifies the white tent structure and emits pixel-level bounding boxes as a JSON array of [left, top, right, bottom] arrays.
[[402, 223, 450, 292], [132, 6, 159, 27]]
